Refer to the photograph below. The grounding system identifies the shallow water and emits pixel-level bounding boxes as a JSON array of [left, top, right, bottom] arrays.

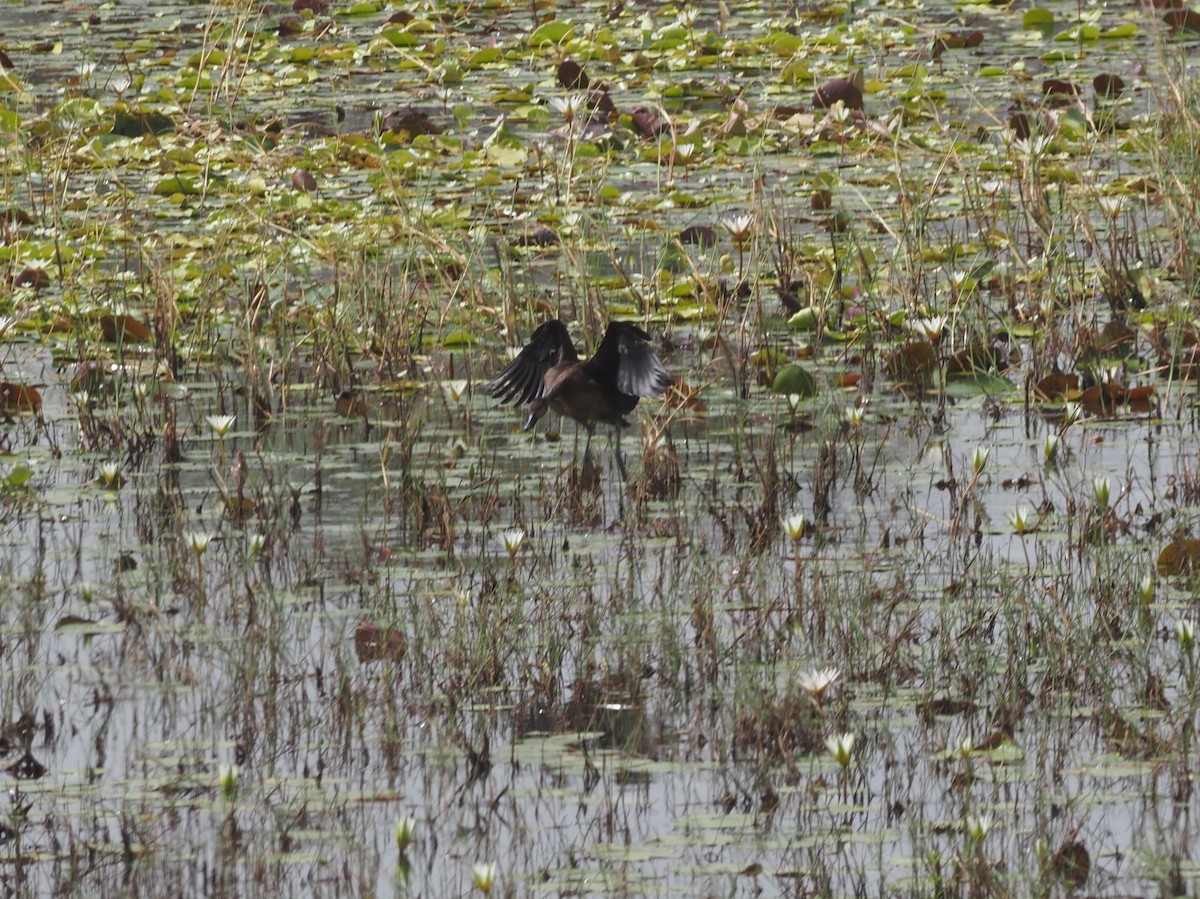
[[2, 0, 1199, 895]]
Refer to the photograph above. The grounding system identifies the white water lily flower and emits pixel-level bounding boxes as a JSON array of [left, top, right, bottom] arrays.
[[394, 816, 416, 851], [797, 667, 839, 699], [1043, 433, 1060, 463], [1177, 620, 1196, 652], [471, 861, 496, 894], [783, 513, 806, 542], [826, 732, 855, 767], [188, 532, 215, 555], [1010, 505, 1032, 535], [720, 212, 754, 242], [98, 461, 122, 488], [219, 764, 239, 801], [909, 315, 946, 342], [965, 814, 993, 842], [501, 528, 525, 557], [547, 95, 583, 122], [205, 414, 236, 437], [1138, 572, 1154, 605], [844, 403, 866, 428], [971, 447, 990, 476]]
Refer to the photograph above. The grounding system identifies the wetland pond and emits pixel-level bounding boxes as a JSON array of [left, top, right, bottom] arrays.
[[2, 0, 1200, 896]]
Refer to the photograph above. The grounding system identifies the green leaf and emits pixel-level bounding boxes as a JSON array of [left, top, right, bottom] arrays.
[[649, 26, 689, 50], [529, 20, 574, 46], [780, 59, 811, 83], [4, 463, 34, 489], [771, 364, 818, 398], [1022, 8, 1054, 27], [186, 48, 227, 67], [1054, 24, 1100, 40], [0, 107, 22, 132], [484, 143, 527, 166], [153, 175, 201, 196], [466, 46, 503, 68], [788, 307, 819, 331], [765, 31, 804, 55], [381, 28, 420, 47], [1039, 49, 1084, 62]]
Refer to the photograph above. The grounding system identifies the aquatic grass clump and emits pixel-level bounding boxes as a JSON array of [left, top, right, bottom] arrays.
[[5, 0, 1200, 896]]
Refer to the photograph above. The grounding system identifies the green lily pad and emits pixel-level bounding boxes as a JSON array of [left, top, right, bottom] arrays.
[[529, 20, 574, 46], [771, 363, 817, 398]]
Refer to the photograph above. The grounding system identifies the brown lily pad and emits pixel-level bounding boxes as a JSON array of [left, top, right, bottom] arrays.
[[631, 107, 665, 139], [677, 224, 716, 247], [291, 168, 317, 192], [813, 77, 864, 111], [380, 106, 443, 139], [1033, 371, 1080, 400], [556, 58, 589, 90], [586, 83, 617, 118], [354, 620, 407, 663], [932, 29, 984, 58], [334, 389, 372, 419], [887, 339, 937, 381], [0, 208, 32, 228], [224, 496, 256, 523], [1125, 385, 1157, 413], [0, 383, 42, 414], [1165, 8, 1200, 30], [13, 267, 48, 290], [916, 696, 978, 719], [100, 314, 152, 344], [511, 224, 560, 247], [1159, 538, 1200, 576], [1077, 383, 1122, 415], [946, 340, 1009, 375], [1097, 318, 1136, 351], [1051, 840, 1089, 888], [1093, 73, 1126, 99], [1042, 78, 1080, 98], [1008, 111, 1033, 139]]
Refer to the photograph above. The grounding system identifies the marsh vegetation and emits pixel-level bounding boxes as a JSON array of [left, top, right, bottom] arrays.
[[2, 0, 1200, 895]]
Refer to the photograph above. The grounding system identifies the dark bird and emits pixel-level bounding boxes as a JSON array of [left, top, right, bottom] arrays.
[[489, 319, 672, 477]]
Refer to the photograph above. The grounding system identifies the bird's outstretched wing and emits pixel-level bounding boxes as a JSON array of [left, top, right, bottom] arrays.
[[488, 320, 578, 406], [586, 321, 672, 399]]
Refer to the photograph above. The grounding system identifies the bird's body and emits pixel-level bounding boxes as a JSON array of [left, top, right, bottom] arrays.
[[489, 319, 671, 475]]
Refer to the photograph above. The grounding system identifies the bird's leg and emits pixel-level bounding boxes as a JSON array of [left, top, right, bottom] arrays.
[[583, 423, 595, 463], [612, 425, 628, 481]]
